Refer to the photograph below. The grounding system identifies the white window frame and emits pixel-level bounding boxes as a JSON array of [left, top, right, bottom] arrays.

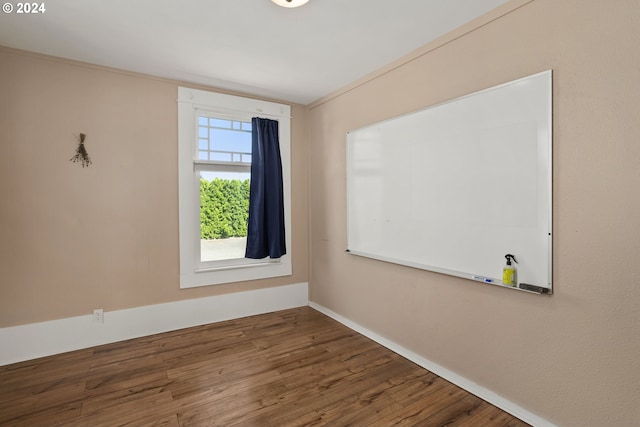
[[178, 87, 292, 288]]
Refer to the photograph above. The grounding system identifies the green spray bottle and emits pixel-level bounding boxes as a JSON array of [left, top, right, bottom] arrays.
[[503, 254, 518, 286]]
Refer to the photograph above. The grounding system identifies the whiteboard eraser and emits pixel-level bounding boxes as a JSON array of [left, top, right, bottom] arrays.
[[519, 283, 549, 294]]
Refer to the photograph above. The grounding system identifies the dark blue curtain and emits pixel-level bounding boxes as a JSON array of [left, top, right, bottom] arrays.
[[245, 117, 286, 259]]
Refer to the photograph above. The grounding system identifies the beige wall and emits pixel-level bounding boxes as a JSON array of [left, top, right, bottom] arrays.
[[0, 47, 309, 327], [308, 1, 640, 426]]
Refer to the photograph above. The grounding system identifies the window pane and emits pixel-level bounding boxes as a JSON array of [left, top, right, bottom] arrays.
[[197, 116, 252, 165], [210, 128, 251, 153], [209, 152, 230, 162], [210, 118, 231, 128], [199, 170, 251, 262]]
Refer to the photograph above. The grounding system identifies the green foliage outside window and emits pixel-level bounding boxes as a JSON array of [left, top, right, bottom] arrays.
[[200, 178, 250, 239]]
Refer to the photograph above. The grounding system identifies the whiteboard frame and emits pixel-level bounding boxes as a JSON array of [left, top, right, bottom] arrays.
[[346, 70, 552, 295]]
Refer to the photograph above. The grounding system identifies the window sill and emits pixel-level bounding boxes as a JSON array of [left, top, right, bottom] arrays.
[[195, 258, 280, 273], [180, 255, 292, 289]]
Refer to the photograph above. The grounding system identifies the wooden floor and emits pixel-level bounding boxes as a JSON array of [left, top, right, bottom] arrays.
[[0, 307, 529, 426]]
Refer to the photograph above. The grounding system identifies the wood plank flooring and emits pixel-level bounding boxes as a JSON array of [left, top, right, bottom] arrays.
[[0, 307, 529, 426]]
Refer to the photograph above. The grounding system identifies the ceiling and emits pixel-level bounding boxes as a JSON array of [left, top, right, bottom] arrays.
[[0, 0, 508, 105]]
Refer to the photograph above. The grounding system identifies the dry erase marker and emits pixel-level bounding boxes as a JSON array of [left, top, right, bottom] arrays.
[[472, 275, 494, 283]]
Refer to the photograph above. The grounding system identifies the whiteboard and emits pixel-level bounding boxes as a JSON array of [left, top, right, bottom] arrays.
[[346, 70, 552, 293]]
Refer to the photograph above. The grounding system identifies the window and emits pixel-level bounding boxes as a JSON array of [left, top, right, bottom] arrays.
[[197, 116, 251, 263], [178, 88, 292, 288]]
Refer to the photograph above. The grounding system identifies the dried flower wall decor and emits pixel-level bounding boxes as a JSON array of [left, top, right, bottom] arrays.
[[70, 133, 92, 167]]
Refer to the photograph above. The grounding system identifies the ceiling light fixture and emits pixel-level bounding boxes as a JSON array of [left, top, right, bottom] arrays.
[[272, 0, 309, 8]]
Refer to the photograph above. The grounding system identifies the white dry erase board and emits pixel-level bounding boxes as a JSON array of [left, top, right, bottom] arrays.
[[346, 70, 552, 293]]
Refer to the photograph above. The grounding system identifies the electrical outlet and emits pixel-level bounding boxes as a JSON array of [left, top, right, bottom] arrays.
[[93, 309, 104, 323]]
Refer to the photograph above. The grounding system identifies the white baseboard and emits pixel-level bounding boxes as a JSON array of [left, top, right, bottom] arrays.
[[309, 301, 555, 427], [0, 282, 308, 366]]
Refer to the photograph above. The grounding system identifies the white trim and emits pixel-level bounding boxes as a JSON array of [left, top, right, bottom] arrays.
[[308, 301, 556, 427], [0, 283, 308, 366]]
